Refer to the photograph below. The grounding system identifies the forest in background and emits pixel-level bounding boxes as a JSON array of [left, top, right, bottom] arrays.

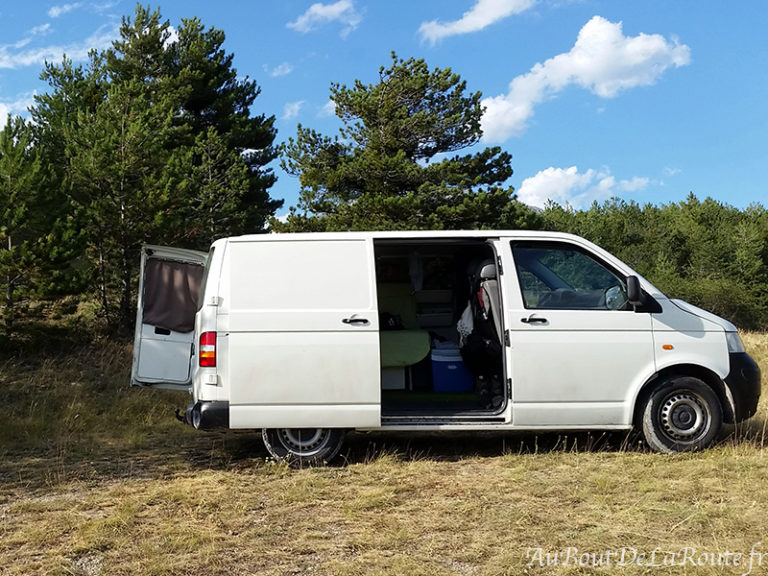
[[1, 4, 766, 344]]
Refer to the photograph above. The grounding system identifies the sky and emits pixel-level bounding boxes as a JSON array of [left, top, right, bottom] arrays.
[[0, 0, 767, 216]]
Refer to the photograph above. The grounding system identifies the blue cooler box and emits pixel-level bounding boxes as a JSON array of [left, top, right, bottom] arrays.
[[431, 348, 474, 392]]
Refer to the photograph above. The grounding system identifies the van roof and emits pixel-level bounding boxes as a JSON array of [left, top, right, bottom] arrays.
[[227, 230, 585, 242]]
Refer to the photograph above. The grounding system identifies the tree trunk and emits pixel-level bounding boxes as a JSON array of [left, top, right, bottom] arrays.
[[118, 241, 133, 337], [97, 240, 112, 330], [4, 235, 15, 337]]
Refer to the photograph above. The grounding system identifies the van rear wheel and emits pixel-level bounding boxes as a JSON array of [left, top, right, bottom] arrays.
[[262, 428, 346, 466], [641, 376, 722, 453]]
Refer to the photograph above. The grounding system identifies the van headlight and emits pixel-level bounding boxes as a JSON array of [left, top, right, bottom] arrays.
[[726, 331, 746, 354]]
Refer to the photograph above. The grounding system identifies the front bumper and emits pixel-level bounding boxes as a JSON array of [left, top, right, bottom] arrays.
[[724, 352, 761, 422], [182, 401, 230, 430]]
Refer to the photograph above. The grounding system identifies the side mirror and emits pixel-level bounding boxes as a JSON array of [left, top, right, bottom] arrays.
[[626, 275, 645, 306]]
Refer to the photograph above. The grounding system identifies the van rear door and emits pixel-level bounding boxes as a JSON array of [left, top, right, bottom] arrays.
[[131, 245, 208, 390]]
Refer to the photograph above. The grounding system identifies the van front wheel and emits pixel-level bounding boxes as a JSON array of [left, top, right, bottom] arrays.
[[641, 377, 723, 453], [262, 428, 346, 466]]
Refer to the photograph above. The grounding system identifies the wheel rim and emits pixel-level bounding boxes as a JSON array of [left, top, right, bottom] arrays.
[[277, 428, 331, 456], [659, 391, 709, 441]]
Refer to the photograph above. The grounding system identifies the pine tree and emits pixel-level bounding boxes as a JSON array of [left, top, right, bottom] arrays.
[[29, 4, 281, 334], [277, 53, 539, 232], [167, 16, 282, 232], [174, 127, 250, 245], [0, 116, 43, 336], [64, 78, 179, 332]]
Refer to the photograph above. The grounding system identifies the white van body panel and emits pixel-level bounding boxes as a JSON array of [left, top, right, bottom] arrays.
[[217, 236, 381, 428], [650, 297, 730, 377], [509, 323, 656, 426], [362, 418, 631, 432], [669, 299, 738, 332]]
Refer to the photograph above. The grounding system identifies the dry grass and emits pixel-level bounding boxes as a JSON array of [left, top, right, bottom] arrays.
[[1, 336, 768, 575]]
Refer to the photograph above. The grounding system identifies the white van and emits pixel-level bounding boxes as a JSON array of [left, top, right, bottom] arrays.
[[131, 231, 761, 464]]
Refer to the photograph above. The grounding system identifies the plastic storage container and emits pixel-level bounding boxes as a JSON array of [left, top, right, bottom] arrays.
[[431, 347, 474, 392]]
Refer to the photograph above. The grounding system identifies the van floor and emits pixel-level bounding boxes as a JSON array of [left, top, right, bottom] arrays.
[[381, 390, 489, 413]]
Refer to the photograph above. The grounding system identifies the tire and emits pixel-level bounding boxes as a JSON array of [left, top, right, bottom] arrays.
[[641, 376, 723, 453], [261, 428, 346, 467]]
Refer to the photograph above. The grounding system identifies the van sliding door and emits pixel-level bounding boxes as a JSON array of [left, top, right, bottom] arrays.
[[224, 237, 381, 428]]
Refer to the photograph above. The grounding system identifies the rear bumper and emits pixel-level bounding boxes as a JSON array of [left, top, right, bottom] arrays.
[[183, 401, 230, 430], [725, 352, 761, 422]]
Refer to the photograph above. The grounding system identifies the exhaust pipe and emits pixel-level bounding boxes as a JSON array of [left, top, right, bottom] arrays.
[[176, 401, 229, 430]]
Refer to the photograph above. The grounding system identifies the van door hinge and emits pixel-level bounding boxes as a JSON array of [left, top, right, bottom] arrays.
[[504, 330, 510, 347], [496, 255, 503, 275], [506, 378, 512, 397], [208, 295, 220, 306]]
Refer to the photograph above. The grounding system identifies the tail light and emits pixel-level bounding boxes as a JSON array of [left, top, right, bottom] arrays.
[[199, 331, 216, 367]]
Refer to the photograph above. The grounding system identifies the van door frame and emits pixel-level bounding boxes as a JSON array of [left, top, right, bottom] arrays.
[[489, 239, 515, 424], [375, 236, 513, 426]]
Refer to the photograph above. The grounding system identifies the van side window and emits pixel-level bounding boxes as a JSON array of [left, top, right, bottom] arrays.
[[511, 243, 629, 310]]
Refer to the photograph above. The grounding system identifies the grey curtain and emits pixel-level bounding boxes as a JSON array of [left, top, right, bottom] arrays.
[[142, 259, 204, 333]]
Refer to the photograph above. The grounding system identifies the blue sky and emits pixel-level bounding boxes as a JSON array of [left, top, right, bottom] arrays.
[[0, 1, 766, 215]]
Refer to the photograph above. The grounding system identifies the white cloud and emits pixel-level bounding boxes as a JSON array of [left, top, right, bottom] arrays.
[[0, 24, 117, 69], [163, 25, 179, 48], [517, 166, 650, 208], [619, 176, 649, 192], [0, 93, 37, 120], [92, 1, 119, 13], [48, 2, 83, 18], [482, 16, 691, 141], [319, 99, 336, 117], [12, 24, 53, 50], [287, 0, 361, 37], [269, 62, 294, 77], [282, 100, 304, 120], [29, 24, 52, 37], [419, 0, 535, 45]]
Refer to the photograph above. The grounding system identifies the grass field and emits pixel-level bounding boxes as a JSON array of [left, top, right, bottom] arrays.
[[1, 334, 767, 575]]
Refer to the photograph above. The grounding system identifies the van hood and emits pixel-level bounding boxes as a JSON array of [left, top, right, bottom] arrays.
[[670, 299, 737, 332]]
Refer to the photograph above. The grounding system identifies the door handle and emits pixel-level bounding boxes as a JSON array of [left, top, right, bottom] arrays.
[[342, 316, 369, 325], [520, 315, 548, 324]]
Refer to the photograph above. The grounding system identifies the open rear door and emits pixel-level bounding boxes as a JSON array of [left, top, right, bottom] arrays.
[[131, 245, 208, 390]]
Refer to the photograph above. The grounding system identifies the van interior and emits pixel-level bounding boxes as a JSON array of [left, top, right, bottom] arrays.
[[374, 239, 506, 419]]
